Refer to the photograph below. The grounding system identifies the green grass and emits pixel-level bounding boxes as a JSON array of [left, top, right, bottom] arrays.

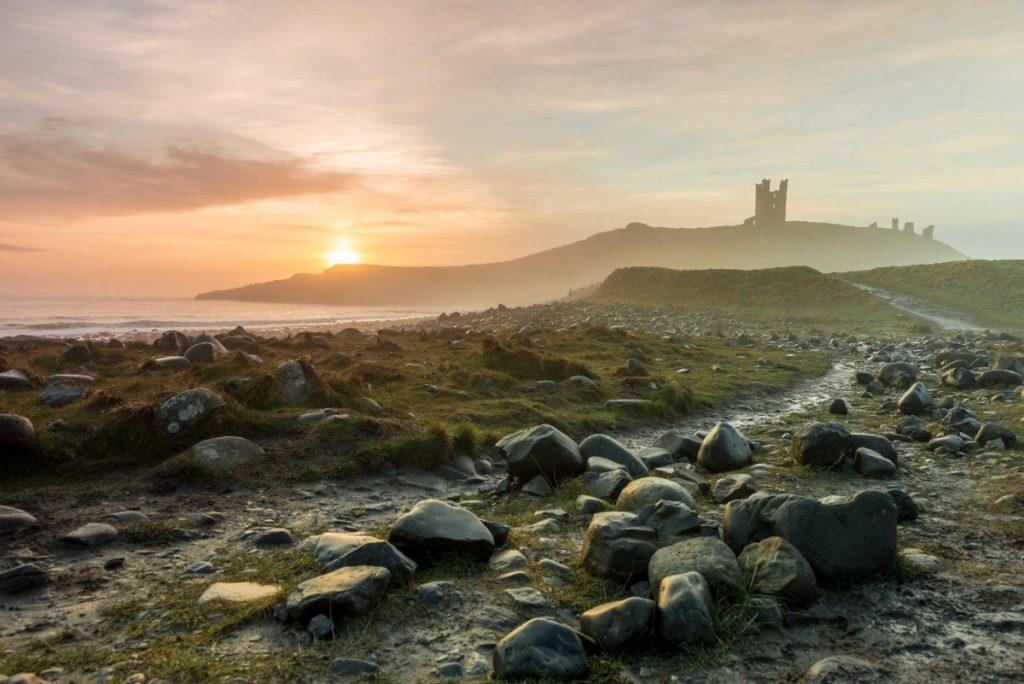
[[840, 259, 1024, 329], [590, 265, 924, 331]]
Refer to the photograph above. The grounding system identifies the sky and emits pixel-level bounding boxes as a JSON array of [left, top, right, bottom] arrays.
[[0, 0, 1022, 297]]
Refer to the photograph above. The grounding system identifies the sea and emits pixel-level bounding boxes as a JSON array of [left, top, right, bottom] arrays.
[[0, 296, 444, 339]]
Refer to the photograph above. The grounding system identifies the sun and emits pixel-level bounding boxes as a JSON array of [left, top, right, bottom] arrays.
[[325, 238, 361, 267]]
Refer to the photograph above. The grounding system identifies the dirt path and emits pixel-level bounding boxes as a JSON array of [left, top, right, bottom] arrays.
[[851, 282, 987, 331]]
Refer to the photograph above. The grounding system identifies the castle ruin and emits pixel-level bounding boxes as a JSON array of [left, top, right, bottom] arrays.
[[745, 178, 787, 227]]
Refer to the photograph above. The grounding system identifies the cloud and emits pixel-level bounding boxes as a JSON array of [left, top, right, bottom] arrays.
[[0, 243, 43, 251], [0, 124, 359, 218]]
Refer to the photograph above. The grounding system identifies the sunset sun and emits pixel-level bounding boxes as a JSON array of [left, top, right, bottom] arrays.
[[325, 238, 361, 267]]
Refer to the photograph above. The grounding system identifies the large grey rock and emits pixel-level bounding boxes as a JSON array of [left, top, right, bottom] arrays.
[[654, 430, 702, 462], [497, 424, 584, 484], [580, 468, 632, 500], [314, 533, 379, 564], [153, 355, 192, 370], [792, 423, 851, 468], [854, 448, 896, 477], [277, 360, 309, 406], [849, 433, 898, 466], [183, 341, 223, 364], [0, 414, 36, 455], [285, 566, 390, 625], [0, 563, 49, 593], [579, 597, 654, 652], [153, 388, 225, 435], [581, 501, 703, 581], [978, 369, 1023, 388], [388, 499, 495, 562], [697, 422, 752, 472], [0, 369, 31, 390], [187, 436, 264, 470], [0, 505, 37, 535], [898, 382, 934, 415], [579, 434, 648, 479], [942, 367, 976, 390], [878, 361, 918, 388], [723, 490, 897, 582], [153, 330, 188, 353], [976, 423, 1017, 447], [63, 522, 118, 547], [737, 536, 816, 606], [322, 539, 417, 585], [616, 477, 696, 511], [493, 618, 589, 681], [656, 571, 715, 646], [648, 536, 743, 596], [39, 383, 88, 407]]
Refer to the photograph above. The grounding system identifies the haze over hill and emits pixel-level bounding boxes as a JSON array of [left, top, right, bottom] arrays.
[[196, 221, 966, 309]]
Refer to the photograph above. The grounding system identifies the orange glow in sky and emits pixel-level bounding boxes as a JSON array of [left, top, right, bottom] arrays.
[[325, 238, 361, 267]]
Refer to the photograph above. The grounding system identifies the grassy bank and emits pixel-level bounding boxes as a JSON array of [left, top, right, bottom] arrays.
[[589, 266, 922, 331], [840, 259, 1024, 329], [0, 323, 829, 490]]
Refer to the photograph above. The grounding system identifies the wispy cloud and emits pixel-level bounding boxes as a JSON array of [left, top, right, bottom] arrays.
[[0, 243, 43, 252]]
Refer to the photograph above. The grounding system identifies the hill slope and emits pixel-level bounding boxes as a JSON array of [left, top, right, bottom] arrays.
[[840, 260, 1024, 329], [588, 265, 917, 329], [196, 221, 966, 308]]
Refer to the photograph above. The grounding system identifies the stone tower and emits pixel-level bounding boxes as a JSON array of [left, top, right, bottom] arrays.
[[753, 178, 787, 227]]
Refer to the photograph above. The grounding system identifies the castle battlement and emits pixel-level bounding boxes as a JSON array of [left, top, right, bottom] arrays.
[[745, 178, 787, 227]]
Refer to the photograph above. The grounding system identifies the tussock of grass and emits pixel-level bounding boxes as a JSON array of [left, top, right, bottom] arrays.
[[356, 423, 453, 470], [481, 336, 593, 381]]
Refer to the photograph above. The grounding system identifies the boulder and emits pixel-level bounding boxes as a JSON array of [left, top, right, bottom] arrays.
[[153, 356, 192, 370], [978, 369, 1023, 388], [878, 361, 918, 388], [792, 423, 852, 468], [579, 469, 632, 500], [0, 369, 31, 390], [697, 422, 752, 472], [61, 344, 90, 363], [653, 430, 702, 462], [579, 597, 654, 652], [39, 383, 88, 407], [0, 505, 37, 535], [322, 539, 417, 586], [153, 388, 225, 435], [285, 566, 390, 625], [186, 436, 264, 470], [648, 536, 743, 596], [153, 330, 188, 353], [828, 399, 849, 415], [616, 477, 696, 511], [942, 367, 976, 390], [388, 499, 495, 562], [723, 490, 897, 582], [898, 382, 934, 415], [493, 618, 589, 681], [579, 434, 648, 479], [497, 424, 584, 484], [712, 475, 756, 504], [805, 655, 885, 682], [737, 536, 816, 606], [63, 522, 118, 547], [976, 423, 1017, 447], [0, 563, 49, 593], [277, 360, 309, 406], [854, 448, 896, 477], [579, 502, 705, 583], [314, 533, 379, 564], [849, 433, 898, 466], [0, 414, 36, 459], [655, 572, 715, 646], [183, 342, 223, 364]]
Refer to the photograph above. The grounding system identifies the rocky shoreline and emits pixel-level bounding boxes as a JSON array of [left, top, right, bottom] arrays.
[[1, 302, 1023, 682]]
